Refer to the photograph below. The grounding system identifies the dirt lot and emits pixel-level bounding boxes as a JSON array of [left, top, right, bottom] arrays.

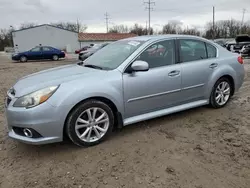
[[0, 55, 250, 188]]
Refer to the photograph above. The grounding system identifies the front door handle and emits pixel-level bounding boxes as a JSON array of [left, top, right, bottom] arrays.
[[168, 70, 180, 77], [209, 63, 218, 69]]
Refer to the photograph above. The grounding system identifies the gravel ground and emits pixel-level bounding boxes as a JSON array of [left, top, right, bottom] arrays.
[[0, 56, 250, 188]]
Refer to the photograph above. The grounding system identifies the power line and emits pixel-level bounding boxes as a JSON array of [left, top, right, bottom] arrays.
[[144, 0, 155, 35], [104, 12, 110, 33]]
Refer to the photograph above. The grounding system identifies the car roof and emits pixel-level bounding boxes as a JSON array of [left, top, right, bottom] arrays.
[[121, 34, 209, 42]]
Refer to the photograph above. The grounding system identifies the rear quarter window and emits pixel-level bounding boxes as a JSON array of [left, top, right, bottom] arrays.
[[206, 43, 217, 58]]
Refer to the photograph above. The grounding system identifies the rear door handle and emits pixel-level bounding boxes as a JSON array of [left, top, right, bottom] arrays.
[[168, 70, 180, 77], [209, 63, 218, 69]]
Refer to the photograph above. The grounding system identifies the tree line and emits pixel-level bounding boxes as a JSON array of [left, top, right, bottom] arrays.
[[110, 19, 250, 39], [1, 19, 250, 51]]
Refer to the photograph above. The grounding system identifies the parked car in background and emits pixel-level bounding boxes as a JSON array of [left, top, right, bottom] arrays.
[[78, 43, 110, 61], [5, 35, 245, 147], [241, 44, 250, 57], [214, 38, 234, 48], [225, 40, 236, 51], [232, 35, 250, 53], [75, 46, 92, 54], [12, 46, 65, 62]]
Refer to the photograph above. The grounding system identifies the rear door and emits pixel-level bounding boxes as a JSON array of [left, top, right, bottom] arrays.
[[42, 47, 53, 59], [178, 39, 217, 102]]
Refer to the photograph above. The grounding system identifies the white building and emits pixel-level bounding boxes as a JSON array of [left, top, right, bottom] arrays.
[[12, 24, 137, 53], [12, 24, 80, 53]]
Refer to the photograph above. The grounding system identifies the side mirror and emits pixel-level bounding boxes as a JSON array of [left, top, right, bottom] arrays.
[[130, 60, 149, 72]]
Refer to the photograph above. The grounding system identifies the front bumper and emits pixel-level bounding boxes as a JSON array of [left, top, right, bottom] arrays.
[[5, 100, 64, 145], [12, 56, 19, 61]]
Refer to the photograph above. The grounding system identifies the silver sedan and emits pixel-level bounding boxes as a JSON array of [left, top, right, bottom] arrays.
[[5, 35, 245, 147]]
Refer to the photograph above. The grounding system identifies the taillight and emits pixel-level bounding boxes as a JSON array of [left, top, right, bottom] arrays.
[[237, 56, 244, 64]]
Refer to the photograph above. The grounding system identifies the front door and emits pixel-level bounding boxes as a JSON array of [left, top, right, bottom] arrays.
[[178, 39, 218, 102], [29, 47, 43, 60], [123, 39, 182, 119]]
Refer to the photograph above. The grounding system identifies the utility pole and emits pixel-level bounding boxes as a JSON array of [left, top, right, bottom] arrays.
[[144, 0, 155, 35], [241, 8, 246, 29], [104, 12, 110, 33], [212, 6, 215, 40], [77, 18, 81, 48]]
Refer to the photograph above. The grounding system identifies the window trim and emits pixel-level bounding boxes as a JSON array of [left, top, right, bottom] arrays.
[[177, 39, 208, 63], [123, 38, 178, 73]]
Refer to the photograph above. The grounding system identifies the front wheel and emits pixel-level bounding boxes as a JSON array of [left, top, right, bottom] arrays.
[[210, 77, 232, 108], [66, 100, 114, 147], [20, 56, 27, 62]]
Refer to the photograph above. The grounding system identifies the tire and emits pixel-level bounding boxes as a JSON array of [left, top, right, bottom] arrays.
[[210, 77, 232, 108], [52, 55, 59, 61], [20, 56, 27, 62], [66, 100, 115, 147]]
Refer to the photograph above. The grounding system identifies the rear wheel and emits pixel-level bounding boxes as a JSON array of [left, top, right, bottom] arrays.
[[20, 56, 27, 62], [52, 55, 59, 61], [210, 77, 232, 108], [66, 100, 114, 147]]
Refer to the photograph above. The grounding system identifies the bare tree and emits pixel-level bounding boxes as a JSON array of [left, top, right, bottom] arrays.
[[0, 29, 12, 50], [203, 19, 250, 39], [19, 23, 38, 29], [129, 23, 152, 36], [50, 22, 87, 32], [109, 25, 129, 33]]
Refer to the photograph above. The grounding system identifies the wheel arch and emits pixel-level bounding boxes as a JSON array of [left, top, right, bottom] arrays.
[[207, 66, 236, 98], [63, 96, 123, 139]]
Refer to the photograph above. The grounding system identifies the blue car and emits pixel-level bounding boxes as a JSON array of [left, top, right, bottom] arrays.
[[12, 46, 65, 62]]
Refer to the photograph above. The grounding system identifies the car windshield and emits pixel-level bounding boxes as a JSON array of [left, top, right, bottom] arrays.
[[83, 40, 144, 70]]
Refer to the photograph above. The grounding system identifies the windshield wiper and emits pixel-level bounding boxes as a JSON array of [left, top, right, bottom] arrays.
[[84, 64, 103, 70]]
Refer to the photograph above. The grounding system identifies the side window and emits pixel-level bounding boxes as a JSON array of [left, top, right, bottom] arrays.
[[206, 43, 217, 58], [179, 40, 207, 62], [43, 47, 52, 51], [30, 47, 41, 52], [136, 40, 175, 68]]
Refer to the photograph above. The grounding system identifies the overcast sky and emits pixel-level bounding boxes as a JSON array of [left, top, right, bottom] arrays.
[[0, 0, 250, 32]]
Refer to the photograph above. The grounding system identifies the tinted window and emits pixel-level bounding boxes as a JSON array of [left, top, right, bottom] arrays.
[[206, 43, 216, 58], [43, 47, 52, 51], [137, 40, 175, 68], [30, 47, 41, 52], [180, 40, 207, 62]]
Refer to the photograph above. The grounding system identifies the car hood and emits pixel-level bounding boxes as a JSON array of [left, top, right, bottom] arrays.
[[13, 64, 105, 97]]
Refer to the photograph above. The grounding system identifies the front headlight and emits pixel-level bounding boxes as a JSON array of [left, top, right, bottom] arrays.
[[13, 86, 59, 108]]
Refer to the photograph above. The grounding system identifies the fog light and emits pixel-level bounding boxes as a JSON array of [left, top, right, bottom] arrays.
[[23, 128, 33, 138]]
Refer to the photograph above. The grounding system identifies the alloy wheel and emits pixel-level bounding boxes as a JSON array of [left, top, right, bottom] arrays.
[[75, 107, 110, 143], [215, 81, 231, 106]]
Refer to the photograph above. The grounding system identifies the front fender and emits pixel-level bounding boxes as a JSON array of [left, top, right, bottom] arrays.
[[47, 79, 124, 117]]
